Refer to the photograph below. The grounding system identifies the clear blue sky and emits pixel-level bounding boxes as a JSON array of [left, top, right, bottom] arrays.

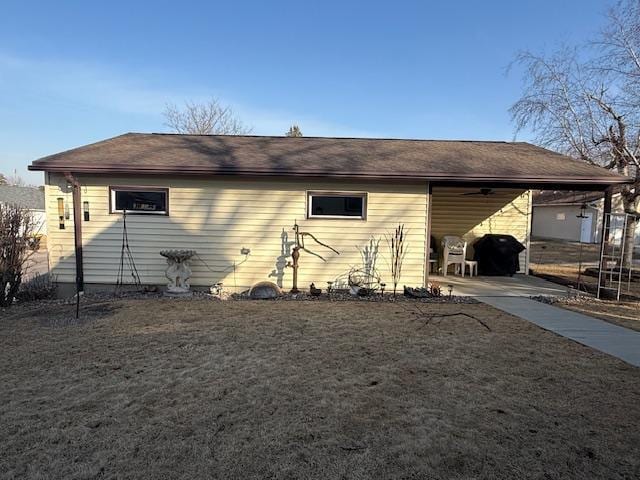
[[1, 0, 610, 184]]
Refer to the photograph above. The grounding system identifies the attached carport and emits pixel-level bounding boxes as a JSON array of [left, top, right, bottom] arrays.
[[423, 175, 631, 287], [429, 186, 532, 274]]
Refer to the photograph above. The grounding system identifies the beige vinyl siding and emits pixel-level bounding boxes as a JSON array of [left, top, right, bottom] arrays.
[[45, 174, 428, 291], [430, 187, 532, 272]]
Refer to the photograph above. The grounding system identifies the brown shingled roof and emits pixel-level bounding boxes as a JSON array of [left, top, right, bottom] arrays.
[[29, 133, 630, 187]]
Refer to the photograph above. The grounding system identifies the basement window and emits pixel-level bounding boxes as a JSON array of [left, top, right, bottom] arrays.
[[110, 187, 168, 215], [307, 192, 367, 219]]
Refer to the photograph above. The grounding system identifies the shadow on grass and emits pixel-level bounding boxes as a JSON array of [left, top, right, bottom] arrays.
[[36, 302, 123, 327]]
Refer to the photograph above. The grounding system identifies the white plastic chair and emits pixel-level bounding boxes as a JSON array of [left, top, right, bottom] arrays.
[[441, 236, 467, 277]]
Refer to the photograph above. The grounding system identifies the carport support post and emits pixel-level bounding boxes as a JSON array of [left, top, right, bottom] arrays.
[[64, 173, 84, 294], [597, 186, 613, 294]]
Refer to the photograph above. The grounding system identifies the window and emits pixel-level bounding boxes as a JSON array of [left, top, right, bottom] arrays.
[[110, 187, 168, 215], [556, 212, 566, 221], [307, 192, 366, 219]]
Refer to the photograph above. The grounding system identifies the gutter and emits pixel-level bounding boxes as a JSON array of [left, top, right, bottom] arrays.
[[532, 202, 602, 207], [28, 164, 632, 186]]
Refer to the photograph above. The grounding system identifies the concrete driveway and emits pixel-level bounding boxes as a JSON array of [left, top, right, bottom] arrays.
[[429, 273, 568, 297], [431, 273, 640, 366], [481, 296, 640, 367]]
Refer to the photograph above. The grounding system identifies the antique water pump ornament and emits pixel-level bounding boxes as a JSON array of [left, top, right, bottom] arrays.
[[160, 249, 196, 296], [287, 222, 339, 293]]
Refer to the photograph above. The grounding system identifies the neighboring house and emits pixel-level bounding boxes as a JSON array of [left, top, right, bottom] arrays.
[[0, 184, 47, 238], [28, 133, 628, 293], [532, 189, 639, 245]]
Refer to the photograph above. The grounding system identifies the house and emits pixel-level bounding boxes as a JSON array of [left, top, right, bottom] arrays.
[[532, 189, 639, 244], [0, 184, 47, 240], [28, 133, 628, 294]]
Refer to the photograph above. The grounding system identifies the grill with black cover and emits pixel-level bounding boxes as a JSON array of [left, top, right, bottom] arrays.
[[472, 234, 526, 276]]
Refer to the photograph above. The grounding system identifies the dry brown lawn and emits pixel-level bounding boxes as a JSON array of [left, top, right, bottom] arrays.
[[530, 239, 640, 331], [530, 239, 602, 268], [1, 298, 640, 479], [555, 298, 640, 332], [530, 239, 640, 297]]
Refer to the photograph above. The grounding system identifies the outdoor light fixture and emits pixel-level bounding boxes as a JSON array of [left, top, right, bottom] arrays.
[[447, 284, 453, 298], [326, 281, 333, 297], [577, 203, 588, 219], [64, 201, 70, 220], [380, 282, 386, 296], [83, 201, 90, 221], [57, 197, 65, 229]]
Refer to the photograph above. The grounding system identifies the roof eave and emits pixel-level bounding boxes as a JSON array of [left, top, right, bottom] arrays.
[[28, 163, 631, 187], [532, 202, 600, 207]]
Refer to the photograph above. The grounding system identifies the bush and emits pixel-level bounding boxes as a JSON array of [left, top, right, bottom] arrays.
[[27, 234, 43, 251], [0, 204, 37, 307], [15, 273, 56, 302]]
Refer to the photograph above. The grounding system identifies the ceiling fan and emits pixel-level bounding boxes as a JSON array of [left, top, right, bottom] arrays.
[[461, 188, 496, 196]]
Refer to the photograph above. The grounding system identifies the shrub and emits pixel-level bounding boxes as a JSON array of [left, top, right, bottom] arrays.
[[15, 273, 56, 302], [0, 204, 37, 307]]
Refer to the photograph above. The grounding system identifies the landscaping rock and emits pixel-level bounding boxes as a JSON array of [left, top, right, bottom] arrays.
[[248, 281, 282, 299]]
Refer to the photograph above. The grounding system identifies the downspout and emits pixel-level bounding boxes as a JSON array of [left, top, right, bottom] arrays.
[[64, 172, 84, 293], [423, 182, 433, 287]]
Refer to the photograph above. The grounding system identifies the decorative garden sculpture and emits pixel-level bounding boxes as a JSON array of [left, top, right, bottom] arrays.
[[160, 250, 196, 295], [287, 222, 339, 293]]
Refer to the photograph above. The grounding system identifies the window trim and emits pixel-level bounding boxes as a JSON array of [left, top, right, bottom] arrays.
[[109, 186, 170, 215], [306, 191, 368, 220]]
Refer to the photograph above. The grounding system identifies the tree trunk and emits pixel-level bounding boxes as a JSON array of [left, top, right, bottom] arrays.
[[622, 212, 637, 267], [620, 184, 639, 268]]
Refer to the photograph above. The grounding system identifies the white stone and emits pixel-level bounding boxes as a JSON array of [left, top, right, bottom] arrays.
[[160, 250, 196, 295]]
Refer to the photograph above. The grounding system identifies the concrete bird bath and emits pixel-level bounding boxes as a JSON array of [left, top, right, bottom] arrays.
[[160, 249, 196, 296]]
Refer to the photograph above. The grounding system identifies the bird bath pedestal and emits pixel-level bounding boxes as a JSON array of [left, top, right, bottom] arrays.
[[160, 250, 196, 297]]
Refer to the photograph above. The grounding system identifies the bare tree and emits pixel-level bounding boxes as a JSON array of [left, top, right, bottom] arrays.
[[0, 204, 38, 307], [163, 98, 252, 135], [286, 125, 303, 137], [510, 0, 640, 264], [1, 170, 28, 186], [595, 0, 640, 103]]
